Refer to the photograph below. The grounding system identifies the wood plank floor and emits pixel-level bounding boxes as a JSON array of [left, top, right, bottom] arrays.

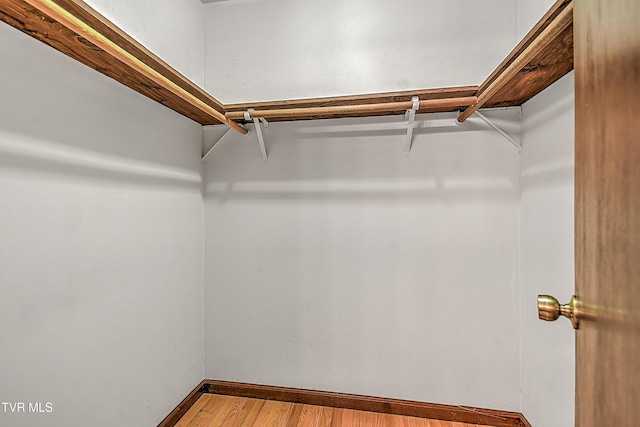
[[174, 394, 495, 427]]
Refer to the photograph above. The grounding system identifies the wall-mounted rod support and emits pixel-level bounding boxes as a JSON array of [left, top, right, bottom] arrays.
[[457, 2, 573, 122], [245, 109, 268, 162], [202, 128, 234, 162], [23, 0, 248, 135], [226, 97, 477, 121], [474, 111, 521, 151], [253, 119, 268, 162], [404, 96, 420, 158]]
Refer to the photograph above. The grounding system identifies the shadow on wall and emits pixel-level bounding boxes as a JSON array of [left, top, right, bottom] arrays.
[[0, 22, 202, 190], [0, 130, 201, 191], [520, 75, 574, 191], [203, 110, 522, 204]]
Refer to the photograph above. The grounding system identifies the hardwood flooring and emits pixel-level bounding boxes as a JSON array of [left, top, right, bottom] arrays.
[[174, 394, 494, 427]]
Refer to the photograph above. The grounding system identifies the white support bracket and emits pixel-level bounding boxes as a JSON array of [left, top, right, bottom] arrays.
[[403, 96, 420, 158], [245, 108, 269, 162], [474, 111, 521, 152], [202, 127, 234, 162], [456, 110, 521, 152]]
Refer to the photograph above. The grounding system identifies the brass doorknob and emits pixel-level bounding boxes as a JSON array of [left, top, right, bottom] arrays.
[[537, 295, 580, 329]]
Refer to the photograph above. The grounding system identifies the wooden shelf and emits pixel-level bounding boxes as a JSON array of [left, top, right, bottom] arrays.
[[226, 0, 573, 123], [225, 87, 479, 122], [0, 0, 231, 127], [483, 0, 574, 108], [0, 0, 573, 126]]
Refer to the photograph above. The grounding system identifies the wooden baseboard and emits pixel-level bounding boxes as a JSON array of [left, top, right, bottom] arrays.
[[157, 380, 207, 427], [159, 379, 533, 427]]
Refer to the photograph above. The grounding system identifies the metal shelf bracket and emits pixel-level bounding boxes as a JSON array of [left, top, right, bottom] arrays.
[[456, 110, 521, 152], [202, 127, 234, 162], [403, 96, 420, 158], [245, 108, 269, 162]]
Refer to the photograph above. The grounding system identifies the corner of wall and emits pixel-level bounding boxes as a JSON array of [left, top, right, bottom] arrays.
[[516, 0, 522, 42], [517, 104, 525, 416], [518, 72, 575, 427], [202, 4, 206, 91]]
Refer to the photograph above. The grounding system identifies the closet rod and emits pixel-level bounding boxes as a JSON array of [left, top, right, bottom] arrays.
[[225, 97, 478, 121], [23, 0, 248, 135], [457, 1, 573, 123]]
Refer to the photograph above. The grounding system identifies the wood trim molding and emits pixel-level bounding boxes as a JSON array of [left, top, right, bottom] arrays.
[[479, 0, 572, 95], [157, 380, 207, 427], [52, 0, 225, 113], [0, 0, 242, 128], [225, 87, 478, 111], [458, 1, 573, 122], [518, 414, 533, 427], [224, 87, 478, 122], [159, 379, 529, 427], [0, 0, 572, 125], [225, 95, 477, 122], [481, 0, 574, 109]]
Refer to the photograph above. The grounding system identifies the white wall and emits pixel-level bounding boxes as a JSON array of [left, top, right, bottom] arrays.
[[203, 110, 522, 410], [520, 73, 575, 426], [0, 1, 576, 422], [203, 0, 517, 103], [0, 24, 204, 427], [85, 0, 205, 87]]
